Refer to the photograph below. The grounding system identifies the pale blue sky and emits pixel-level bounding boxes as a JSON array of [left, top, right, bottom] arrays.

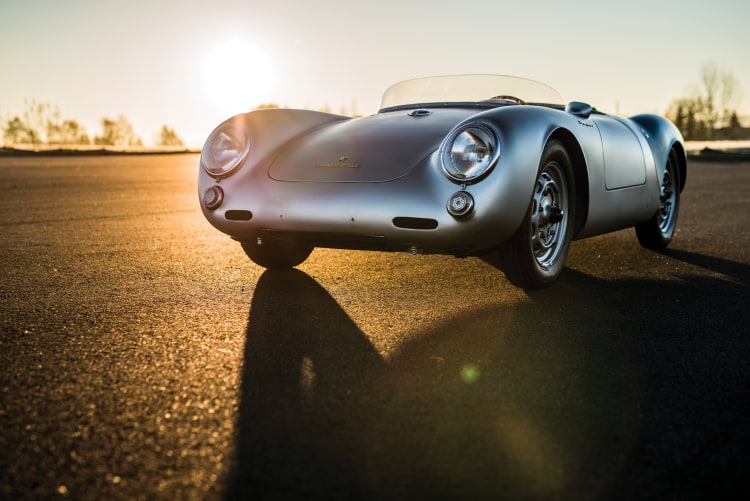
[[1, 0, 748, 146]]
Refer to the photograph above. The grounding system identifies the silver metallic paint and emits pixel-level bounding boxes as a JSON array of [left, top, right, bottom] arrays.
[[199, 93, 685, 256]]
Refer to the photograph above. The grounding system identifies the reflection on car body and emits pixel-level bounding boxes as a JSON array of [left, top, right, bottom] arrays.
[[199, 75, 686, 288]]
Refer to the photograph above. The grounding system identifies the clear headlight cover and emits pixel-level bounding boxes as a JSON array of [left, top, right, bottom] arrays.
[[441, 124, 499, 182], [201, 119, 250, 178]]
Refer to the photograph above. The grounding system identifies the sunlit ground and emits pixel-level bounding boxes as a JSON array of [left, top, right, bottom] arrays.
[[684, 139, 750, 153]]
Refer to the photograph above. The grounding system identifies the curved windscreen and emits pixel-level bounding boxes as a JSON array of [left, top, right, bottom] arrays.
[[378, 74, 564, 111]]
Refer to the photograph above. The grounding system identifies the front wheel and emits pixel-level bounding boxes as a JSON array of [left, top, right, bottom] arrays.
[[240, 239, 313, 269], [498, 140, 576, 289], [635, 148, 681, 250]]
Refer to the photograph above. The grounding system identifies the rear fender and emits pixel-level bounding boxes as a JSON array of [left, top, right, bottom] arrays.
[[629, 114, 687, 191]]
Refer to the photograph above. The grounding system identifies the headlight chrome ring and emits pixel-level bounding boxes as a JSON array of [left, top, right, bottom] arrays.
[[441, 123, 499, 183], [201, 118, 251, 178]]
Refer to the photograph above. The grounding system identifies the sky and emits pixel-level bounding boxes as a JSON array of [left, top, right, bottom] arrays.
[[1, 0, 749, 147]]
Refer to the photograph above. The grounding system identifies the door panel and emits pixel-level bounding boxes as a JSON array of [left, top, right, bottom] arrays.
[[593, 116, 646, 189]]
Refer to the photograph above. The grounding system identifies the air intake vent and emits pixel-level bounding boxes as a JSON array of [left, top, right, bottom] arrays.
[[392, 217, 438, 230], [225, 210, 253, 221]]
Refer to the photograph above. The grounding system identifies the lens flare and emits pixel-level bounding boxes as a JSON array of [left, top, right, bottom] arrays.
[[461, 364, 480, 384]]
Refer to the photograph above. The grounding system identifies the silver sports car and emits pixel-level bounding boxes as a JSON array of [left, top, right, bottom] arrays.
[[198, 74, 686, 288]]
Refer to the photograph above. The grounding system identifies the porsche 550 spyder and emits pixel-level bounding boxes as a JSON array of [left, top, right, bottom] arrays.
[[198, 74, 686, 288]]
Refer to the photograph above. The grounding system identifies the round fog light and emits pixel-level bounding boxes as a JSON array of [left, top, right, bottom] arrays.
[[203, 185, 224, 210], [447, 191, 474, 218]]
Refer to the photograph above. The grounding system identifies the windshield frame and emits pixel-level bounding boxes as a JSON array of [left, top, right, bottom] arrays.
[[377, 74, 565, 113]]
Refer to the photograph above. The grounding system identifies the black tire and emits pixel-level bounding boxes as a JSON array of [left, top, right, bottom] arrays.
[[499, 140, 576, 289], [636, 148, 680, 250], [240, 239, 313, 269]]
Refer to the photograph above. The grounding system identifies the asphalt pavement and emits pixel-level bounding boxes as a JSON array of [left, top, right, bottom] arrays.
[[1, 154, 748, 500]]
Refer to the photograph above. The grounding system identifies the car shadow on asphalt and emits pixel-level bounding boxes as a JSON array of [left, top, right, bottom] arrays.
[[225, 262, 749, 500], [659, 248, 750, 285], [225, 269, 386, 500]]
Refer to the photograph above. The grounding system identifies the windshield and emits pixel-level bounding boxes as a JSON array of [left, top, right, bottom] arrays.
[[378, 74, 564, 112]]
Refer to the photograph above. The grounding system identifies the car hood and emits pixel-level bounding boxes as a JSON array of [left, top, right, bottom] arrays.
[[268, 108, 478, 182]]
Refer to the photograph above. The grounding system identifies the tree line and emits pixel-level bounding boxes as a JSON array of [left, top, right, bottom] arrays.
[[2, 64, 746, 147], [666, 63, 746, 141], [1, 100, 184, 148], [235, 66, 749, 142]]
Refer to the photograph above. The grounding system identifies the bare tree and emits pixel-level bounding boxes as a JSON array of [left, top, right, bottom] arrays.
[[95, 118, 116, 146], [45, 105, 63, 145], [667, 62, 743, 140], [157, 125, 185, 147], [20, 99, 50, 146], [3, 116, 33, 145], [2, 100, 93, 147], [62, 120, 89, 145], [94, 115, 142, 147]]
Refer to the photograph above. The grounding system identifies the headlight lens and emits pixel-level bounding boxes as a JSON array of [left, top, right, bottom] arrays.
[[201, 119, 250, 178], [441, 124, 499, 182]]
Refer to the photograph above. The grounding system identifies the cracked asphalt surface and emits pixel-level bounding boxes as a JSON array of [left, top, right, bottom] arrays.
[[1, 153, 748, 500]]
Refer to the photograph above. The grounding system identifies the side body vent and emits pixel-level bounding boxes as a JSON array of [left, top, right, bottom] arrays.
[[392, 217, 438, 230], [225, 210, 253, 221]]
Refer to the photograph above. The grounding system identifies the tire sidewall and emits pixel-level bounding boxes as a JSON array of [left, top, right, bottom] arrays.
[[635, 148, 681, 249], [519, 140, 576, 285], [240, 240, 313, 269], [658, 150, 681, 243]]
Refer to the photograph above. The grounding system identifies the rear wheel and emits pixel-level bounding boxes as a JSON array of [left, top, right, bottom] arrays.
[[636, 148, 680, 249], [240, 239, 313, 269], [499, 140, 576, 289]]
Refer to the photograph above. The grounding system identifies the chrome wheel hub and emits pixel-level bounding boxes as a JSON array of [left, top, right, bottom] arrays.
[[657, 166, 676, 234], [530, 164, 568, 269]]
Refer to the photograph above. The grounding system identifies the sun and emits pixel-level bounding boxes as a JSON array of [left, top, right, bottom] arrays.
[[202, 38, 277, 114]]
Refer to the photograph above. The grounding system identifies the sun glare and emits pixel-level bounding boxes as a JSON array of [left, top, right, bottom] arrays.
[[202, 39, 277, 115]]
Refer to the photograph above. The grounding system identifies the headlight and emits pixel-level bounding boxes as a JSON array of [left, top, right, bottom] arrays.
[[201, 118, 250, 178], [441, 124, 499, 182]]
